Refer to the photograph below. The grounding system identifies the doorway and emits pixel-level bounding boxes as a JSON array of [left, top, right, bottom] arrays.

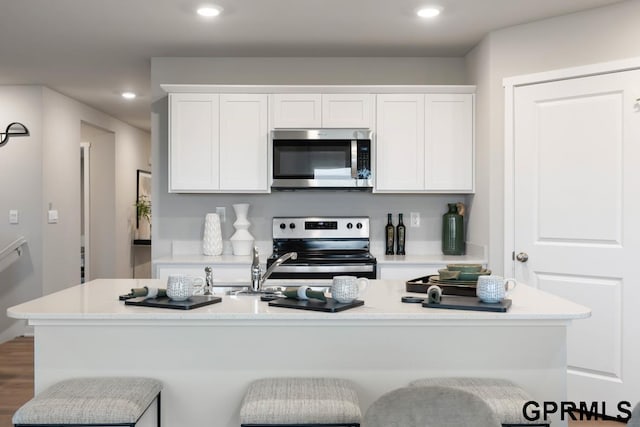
[[80, 122, 116, 280], [80, 142, 90, 283]]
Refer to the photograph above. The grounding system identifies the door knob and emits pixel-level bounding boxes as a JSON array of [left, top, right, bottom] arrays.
[[515, 252, 529, 262]]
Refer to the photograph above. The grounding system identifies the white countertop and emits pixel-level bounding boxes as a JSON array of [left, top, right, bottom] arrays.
[[8, 279, 590, 323]]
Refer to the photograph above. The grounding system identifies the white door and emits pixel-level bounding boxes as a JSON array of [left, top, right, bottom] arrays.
[[512, 69, 640, 410]]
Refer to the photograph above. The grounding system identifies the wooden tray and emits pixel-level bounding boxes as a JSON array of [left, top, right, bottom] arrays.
[[422, 296, 512, 313], [125, 295, 222, 310], [268, 298, 364, 313], [406, 275, 476, 297]]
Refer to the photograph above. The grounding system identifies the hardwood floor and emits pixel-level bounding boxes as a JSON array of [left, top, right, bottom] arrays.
[[0, 336, 627, 426], [0, 336, 33, 427]]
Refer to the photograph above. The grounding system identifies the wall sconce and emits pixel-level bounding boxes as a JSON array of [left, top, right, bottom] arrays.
[[0, 122, 30, 148]]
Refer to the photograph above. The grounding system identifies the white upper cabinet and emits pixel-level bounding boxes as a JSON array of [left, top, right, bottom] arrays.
[[169, 93, 220, 192], [375, 93, 474, 193], [169, 93, 269, 193], [272, 94, 322, 128], [273, 93, 374, 128], [425, 94, 474, 192], [321, 94, 374, 128], [375, 94, 425, 191]]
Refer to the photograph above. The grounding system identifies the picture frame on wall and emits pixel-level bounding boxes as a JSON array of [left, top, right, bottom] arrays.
[[136, 169, 151, 229]]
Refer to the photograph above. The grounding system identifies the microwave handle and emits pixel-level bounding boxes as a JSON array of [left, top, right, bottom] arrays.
[[351, 140, 358, 178]]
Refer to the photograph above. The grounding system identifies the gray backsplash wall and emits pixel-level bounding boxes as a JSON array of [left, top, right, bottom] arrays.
[[151, 57, 469, 259]]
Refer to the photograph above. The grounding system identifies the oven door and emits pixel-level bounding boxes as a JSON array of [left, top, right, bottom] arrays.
[[271, 129, 372, 189]]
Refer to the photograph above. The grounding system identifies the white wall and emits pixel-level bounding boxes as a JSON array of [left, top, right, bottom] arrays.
[[0, 85, 150, 342], [151, 57, 470, 259], [465, 0, 640, 275], [0, 86, 44, 343], [42, 88, 151, 295]]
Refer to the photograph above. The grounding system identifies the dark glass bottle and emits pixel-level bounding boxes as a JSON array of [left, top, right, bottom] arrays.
[[442, 203, 465, 255], [385, 213, 395, 255], [396, 213, 406, 255]]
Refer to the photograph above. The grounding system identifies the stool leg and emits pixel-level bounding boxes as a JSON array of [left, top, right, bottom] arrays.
[[157, 391, 162, 427]]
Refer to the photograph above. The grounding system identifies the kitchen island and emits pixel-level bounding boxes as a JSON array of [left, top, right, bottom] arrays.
[[8, 279, 589, 427]]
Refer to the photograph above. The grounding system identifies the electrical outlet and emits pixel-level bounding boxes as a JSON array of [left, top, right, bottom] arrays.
[[410, 212, 420, 227], [216, 207, 226, 223], [9, 210, 18, 224]]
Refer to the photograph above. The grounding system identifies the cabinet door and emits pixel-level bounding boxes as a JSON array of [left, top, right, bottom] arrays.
[[169, 93, 219, 192], [219, 94, 269, 192], [272, 94, 321, 128], [322, 94, 374, 128], [425, 94, 474, 192], [375, 94, 425, 191]]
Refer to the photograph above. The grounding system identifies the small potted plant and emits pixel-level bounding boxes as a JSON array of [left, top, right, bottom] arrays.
[[135, 195, 151, 239]]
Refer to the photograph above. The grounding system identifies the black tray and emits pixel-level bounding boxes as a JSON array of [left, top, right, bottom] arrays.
[[268, 298, 364, 313], [422, 296, 511, 312], [125, 295, 222, 310], [406, 275, 476, 297]]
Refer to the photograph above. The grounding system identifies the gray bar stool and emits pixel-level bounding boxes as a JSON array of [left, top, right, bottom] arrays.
[[12, 377, 162, 427], [409, 377, 549, 427], [363, 385, 501, 427], [240, 377, 361, 427]]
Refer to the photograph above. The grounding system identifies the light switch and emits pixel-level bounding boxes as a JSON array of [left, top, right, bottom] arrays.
[[9, 210, 19, 224], [48, 209, 59, 224]]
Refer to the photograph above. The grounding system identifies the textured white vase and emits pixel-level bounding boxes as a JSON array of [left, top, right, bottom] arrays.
[[202, 213, 223, 256], [230, 203, 254, 256]]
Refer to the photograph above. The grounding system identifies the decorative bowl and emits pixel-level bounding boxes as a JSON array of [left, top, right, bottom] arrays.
[[437, 269, 461, 280], [458, 269, 491, 281], [446, 263, 483, 273]]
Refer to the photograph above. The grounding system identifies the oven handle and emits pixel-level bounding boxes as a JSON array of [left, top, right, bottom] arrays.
[[274, 264, 375, 273]]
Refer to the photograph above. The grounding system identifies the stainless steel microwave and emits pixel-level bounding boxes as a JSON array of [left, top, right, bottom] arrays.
[[271, 129, 373, 190]]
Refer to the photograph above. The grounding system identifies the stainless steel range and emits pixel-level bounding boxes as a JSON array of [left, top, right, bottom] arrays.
[[266, 217, 377, 279]]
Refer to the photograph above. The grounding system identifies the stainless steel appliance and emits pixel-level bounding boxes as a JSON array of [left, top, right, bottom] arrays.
[[271, 129, 373, 190], [266, 216, 377, 279]]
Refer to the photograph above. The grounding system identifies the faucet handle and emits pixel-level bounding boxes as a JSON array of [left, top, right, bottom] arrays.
[[252, 246, 260, 265]]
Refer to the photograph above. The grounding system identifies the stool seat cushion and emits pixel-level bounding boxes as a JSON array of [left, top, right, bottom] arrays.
[[628, 402, 640, 427], [363, 385, 501, 427], [240, 377, 361, 425], [12, 377, 162, 425], [409, 377, 538, 425]]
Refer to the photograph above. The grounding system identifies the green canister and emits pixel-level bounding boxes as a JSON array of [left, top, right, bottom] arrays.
[[442, 203, 465, 255]]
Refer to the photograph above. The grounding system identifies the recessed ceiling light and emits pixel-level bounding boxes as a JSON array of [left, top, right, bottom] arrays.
[[417, 6, 442, 18], [121, 92, 136, 100], [197, 5, 223, 17]]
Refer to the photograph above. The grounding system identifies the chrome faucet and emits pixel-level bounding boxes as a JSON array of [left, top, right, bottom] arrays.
[[251, 247, 297, 292], [204, 266, 213, 295]]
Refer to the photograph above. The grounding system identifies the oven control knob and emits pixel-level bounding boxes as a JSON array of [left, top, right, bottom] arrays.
[[289, 223, 296, 229], [356, 222, 363, 229], [347, 223, 353, 229], [279, 223, 286, 230]]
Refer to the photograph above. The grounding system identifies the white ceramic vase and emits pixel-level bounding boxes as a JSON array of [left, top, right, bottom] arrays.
[[230, 203, 254, 256], [202, 213, 223, 256]]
